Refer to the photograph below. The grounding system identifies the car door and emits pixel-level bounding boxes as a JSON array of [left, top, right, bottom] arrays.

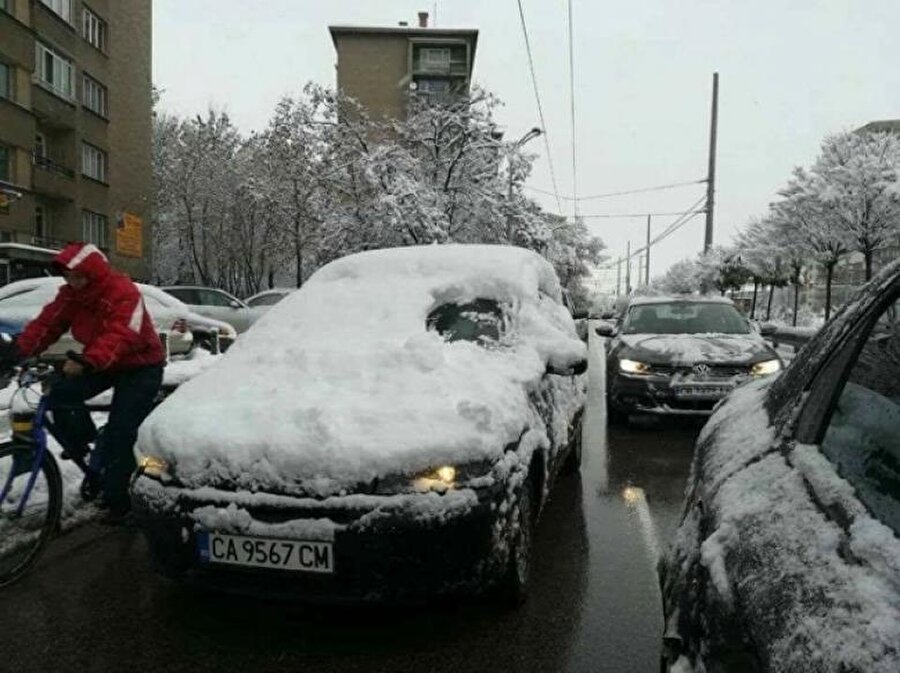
[[194, 289, 252, 333]]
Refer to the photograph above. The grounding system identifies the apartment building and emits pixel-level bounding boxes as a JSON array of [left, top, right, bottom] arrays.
[[0, 0, 152, 284], [329, 12, 478, 121]]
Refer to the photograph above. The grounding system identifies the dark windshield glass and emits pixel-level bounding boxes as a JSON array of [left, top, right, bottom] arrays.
[[622, 302, 750, 335], [427, 299, 505, 344]]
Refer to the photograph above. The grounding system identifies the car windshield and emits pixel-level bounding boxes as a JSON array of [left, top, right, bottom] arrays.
[[622, 302, 751, 335], [248, 293, 285, 307], [427, 298, 505, 344]]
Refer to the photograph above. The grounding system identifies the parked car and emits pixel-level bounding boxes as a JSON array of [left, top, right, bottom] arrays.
[[0, 277, 194, 359], [161, 286, 260, 333], [596, 295, 781, 423], [245, 288, 293, 310], [140, 285, 238, 353], [133, 245, 588, 605], [659, 260, 900, 673]]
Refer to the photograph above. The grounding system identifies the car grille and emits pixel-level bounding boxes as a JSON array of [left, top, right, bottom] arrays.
[[650, 364, 750, 378]]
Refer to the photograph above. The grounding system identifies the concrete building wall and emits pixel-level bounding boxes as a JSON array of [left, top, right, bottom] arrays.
[[334, 33, 411, 122]]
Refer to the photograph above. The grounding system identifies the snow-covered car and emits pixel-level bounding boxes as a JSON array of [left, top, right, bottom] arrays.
[[161, 286, 261, 333], [659, 260, 900, 673], [245, 288, 293, 310], [0, 277, 194, 359], [139, 285, 238, 354], [596, 296, 781, 423], [133, 245, 588, 604]]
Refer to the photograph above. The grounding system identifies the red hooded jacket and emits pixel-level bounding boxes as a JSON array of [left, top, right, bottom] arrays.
[[17, 243, 165, 371]]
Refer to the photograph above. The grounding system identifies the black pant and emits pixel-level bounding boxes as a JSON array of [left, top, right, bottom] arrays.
[[47, 364, 164, 510]]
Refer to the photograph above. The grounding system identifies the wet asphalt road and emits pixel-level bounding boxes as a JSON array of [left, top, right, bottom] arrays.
[[0, 331, 700, 673]]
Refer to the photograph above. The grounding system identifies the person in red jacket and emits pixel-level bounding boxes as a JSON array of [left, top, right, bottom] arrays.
[[7, 243, 165, 522]]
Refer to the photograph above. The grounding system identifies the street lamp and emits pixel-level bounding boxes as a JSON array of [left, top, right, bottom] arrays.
[[507, 126, 543, 198]]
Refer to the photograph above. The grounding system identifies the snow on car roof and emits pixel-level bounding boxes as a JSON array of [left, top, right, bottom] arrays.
[[138, 244, 586, 496], [627, 294, 735, 307]]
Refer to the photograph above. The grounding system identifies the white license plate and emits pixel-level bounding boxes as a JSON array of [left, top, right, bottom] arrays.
[[197, 532, 334, 573], [674, 385, 732, 398]]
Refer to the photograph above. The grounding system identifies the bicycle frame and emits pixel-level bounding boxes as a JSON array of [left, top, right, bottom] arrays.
[[0, 393, 52, 519]]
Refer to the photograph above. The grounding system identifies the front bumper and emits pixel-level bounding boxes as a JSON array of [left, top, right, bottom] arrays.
[[132, 477, 513, 603], [608, 371, 749, 416]]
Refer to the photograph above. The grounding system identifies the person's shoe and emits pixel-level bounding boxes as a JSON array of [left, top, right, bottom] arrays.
[[99, 506, 133, 527], [79, 471, 103, 502], [60, 444, 90, 462]]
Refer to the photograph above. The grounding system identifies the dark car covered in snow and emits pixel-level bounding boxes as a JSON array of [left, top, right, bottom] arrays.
[[596, 296, 781, 423], [132, 245, 587, 605], [659, 260, 900, 673]]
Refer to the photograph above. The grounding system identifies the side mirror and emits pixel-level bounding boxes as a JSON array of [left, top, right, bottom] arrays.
[[572, 309, 589, 320], [600, 311, 616, 320], [547, 358, 588, 377], [759, 323, 777, 336], [229, 300, 242, 309], [595, 321, 616, 337]]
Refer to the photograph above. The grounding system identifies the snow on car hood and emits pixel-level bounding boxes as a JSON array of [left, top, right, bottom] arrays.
[[137, 245, 587, 496], [618, 333, 773, 366]]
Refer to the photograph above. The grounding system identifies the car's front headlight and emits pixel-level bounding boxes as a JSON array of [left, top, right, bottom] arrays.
[[619, 358, 651, 375], [374, 461, 492, 495], [137, 455, 172, 482], [751, 359, 781, 377]]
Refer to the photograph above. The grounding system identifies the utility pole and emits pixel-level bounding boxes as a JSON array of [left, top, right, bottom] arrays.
[[625, 241, 632, 295], [645, 214, 652, 285], [616, 258, 622, 297], [704, 72, 719, 253]]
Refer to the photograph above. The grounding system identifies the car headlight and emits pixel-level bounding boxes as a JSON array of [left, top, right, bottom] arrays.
[[413, 465, 457, 492], [374, 461, 492, 495], [619, 358, 651, 375], [751, 359, 781, 377], [137, 455, 172, 481]]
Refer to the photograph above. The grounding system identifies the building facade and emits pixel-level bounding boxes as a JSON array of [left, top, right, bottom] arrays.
[[0, 0, 152, 284], [329, 12, 478, 122]]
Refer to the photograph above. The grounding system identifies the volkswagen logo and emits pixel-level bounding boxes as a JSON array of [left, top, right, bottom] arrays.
[[692, 363, 711, 378]]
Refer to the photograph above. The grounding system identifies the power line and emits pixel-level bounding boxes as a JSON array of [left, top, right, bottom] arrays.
[[525, 178, 707, 202], [579, 209, 705, 219], [567, 0, 577, 218], [515, 0, 563, 213]]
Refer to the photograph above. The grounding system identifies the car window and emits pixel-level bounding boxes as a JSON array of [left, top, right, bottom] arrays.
[[621, 302, 751, 335], [427, 299, 506, 344], [164, 288, 200, 305], [820, 298, 900, 534], [197, 289, 238, 308], [248, 293, 284, 307]]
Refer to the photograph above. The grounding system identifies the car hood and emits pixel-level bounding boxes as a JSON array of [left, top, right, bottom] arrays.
[[136, 245, 587, 498], [617, 333, 775, 366]]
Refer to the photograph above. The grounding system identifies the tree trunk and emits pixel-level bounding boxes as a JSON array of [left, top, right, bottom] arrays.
[[765, 284, 774, 321], [792, 282, 800, 327], [825, 262, 835, 322], [864, 250, 873, 281], [268, 269, 275, 289], [750, 280, 759, 319]]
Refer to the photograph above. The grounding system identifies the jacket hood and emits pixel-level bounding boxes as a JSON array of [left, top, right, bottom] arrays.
[[52, 243, 111, 284]]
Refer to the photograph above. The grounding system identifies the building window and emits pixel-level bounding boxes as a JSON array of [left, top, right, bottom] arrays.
[[82, 7, 107, 51], [82, 74, 107, 116], [0, 0, 8, 14], [0, 62, 11, 100], [0, 145, 10, 182], [35, 205, 49, 239], [420, 48, 451, 72], [39, 0, 71, 23], [35, 43, 75, 100], [81, 142, 107, 182], [82, 210, 107, 247]]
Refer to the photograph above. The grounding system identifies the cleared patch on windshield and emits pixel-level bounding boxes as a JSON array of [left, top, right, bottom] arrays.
[[427, 299, 506, 345]]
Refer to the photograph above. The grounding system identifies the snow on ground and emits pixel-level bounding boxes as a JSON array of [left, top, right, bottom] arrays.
[[138, 245, 588, 498]]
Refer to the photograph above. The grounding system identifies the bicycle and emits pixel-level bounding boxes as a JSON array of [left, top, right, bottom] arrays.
[[0, 357, 170, 587]]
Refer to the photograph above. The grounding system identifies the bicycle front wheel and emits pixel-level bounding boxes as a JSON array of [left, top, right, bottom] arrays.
[[0, 442, 62, 588]]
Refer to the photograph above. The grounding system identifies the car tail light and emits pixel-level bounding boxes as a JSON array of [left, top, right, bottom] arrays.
[[172, 319, 188, 334]]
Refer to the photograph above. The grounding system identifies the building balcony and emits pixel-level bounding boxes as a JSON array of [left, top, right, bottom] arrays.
[[32, 152, 76, 201], [0, 229, 66, 252], [31, 84, 76, 131]]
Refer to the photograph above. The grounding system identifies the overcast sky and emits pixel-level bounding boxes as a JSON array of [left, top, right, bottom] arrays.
[[153, 0, 900, 288]]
